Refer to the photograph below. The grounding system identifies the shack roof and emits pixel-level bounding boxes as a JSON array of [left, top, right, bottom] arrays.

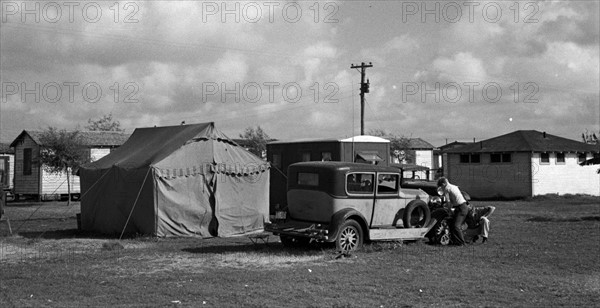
[[9, 130, 130, 148], [444, 130, 599, 153]]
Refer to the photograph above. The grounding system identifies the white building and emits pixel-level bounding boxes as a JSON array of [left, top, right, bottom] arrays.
[[443, 130, 599, 199]]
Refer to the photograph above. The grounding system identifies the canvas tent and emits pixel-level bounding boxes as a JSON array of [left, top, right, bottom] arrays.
[[79, 123, 270, 237]]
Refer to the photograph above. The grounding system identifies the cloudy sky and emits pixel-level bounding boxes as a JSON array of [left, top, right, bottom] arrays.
[[1, 0, 598, 146]]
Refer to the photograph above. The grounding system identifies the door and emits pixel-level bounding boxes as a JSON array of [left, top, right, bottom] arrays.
[[0, 156, 8, 189], [370, 173, 407, 227]]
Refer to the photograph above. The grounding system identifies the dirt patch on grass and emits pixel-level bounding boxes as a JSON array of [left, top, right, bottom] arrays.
[[100, 250, 329, 278], [0, 236, 153, 263]]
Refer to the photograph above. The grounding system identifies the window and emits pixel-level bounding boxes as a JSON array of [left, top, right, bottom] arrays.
[[355, 152, 383, 165], [297, 172, 318, 186], [578, 153, 587, 164], [490, 154, 501, 163], [23, 148, 32, 175], [540, 153, 550, 164], [272, 154, 281, 169], [346, 173, 374, 194], [377, 173, 399, 194], [491, 153, 512, 163], [301, 152, 311, 162], [321, 152, 332, 161], [556, 153, 565, 164], [460, 154, 480, 163]]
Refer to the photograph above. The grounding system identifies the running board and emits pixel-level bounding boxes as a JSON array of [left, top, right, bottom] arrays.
[[369, 227, 430, 240], [368, 220, 437, 241]]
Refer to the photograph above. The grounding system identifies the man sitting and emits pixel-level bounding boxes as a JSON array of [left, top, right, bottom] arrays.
[[466, 206, 496, 243]]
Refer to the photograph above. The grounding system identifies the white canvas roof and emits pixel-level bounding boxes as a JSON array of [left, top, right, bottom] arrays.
[[340, 135, 390, 143]]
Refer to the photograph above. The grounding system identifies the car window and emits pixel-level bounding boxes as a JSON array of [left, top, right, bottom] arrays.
[[346, 173, 374, 194], [298, 172, 319, 186], [377, 173, 399, 194]]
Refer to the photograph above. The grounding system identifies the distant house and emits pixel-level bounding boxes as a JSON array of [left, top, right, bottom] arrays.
[[390, 138, 436, 180], [0, 143, 15, 192], [402, 138, 436, 176], [442, 130, 599, 199], [9, 130, 130, 201]]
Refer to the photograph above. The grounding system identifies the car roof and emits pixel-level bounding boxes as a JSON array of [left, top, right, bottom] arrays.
[[289, 161, 399, 173]]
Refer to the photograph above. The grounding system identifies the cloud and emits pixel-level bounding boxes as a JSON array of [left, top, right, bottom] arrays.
[[0, 0, 598, 147], [432, 52, 488, 82], [544, 42, 599, 75], [214, 52, 250, 82]]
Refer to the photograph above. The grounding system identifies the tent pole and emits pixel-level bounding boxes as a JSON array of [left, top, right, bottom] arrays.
[[119, 168, 151, 240]]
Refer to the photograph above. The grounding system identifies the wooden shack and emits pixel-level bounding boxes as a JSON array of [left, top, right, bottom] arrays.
[[9, 130, 129, 201]]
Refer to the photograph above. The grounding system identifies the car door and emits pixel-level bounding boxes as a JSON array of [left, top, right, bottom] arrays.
[[344, 171, 376, 223], [370, 173, 406, 227]]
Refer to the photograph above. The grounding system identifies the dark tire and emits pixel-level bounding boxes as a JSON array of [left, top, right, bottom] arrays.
[[280, 235, 310, 247], [335, 220, 363, 252], [439, 229, 451, 246], [403, 201, 431, 228]]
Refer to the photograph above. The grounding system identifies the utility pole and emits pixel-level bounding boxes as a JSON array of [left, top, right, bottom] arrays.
[[350, 62, 373, 135]]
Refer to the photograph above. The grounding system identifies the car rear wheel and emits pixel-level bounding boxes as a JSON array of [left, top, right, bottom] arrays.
[[335, 220, 363, 252]]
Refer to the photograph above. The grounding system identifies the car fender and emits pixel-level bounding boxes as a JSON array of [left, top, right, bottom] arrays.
[[328, 208, 369, 242]]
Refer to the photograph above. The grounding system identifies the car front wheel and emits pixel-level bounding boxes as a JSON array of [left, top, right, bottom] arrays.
[[335, 220, 363, 252]]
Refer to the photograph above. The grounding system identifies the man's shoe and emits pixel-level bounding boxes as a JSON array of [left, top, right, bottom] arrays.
[[472, 235, 479, 243], [482, 237, 488, 244]]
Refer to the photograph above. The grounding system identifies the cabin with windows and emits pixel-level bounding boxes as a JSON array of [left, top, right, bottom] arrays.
[[266, 135, 390, 212], [442, 130, 599, 199], [9, 130, 130, 201]]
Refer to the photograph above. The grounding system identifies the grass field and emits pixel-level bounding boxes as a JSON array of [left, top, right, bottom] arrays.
[[1, 196, 599, 307]]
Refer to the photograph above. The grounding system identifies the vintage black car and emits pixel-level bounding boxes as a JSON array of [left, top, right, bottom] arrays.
[[265, 162, 436, 252]]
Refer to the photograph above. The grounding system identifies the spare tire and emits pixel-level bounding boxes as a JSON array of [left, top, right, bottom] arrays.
[[403, 200, 431, 228]]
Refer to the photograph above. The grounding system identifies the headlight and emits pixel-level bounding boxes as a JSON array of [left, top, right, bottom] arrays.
[[429, 196, 442, 206], [437, 187, 444, 196]]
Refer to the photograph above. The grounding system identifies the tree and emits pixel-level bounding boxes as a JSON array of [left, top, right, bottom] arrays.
[[39, 127, 89, 206], [582, 130, 599, 144], [85, 113, 123, 131], [239, 126, 271, 158], [367, 129, 413, 164]]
